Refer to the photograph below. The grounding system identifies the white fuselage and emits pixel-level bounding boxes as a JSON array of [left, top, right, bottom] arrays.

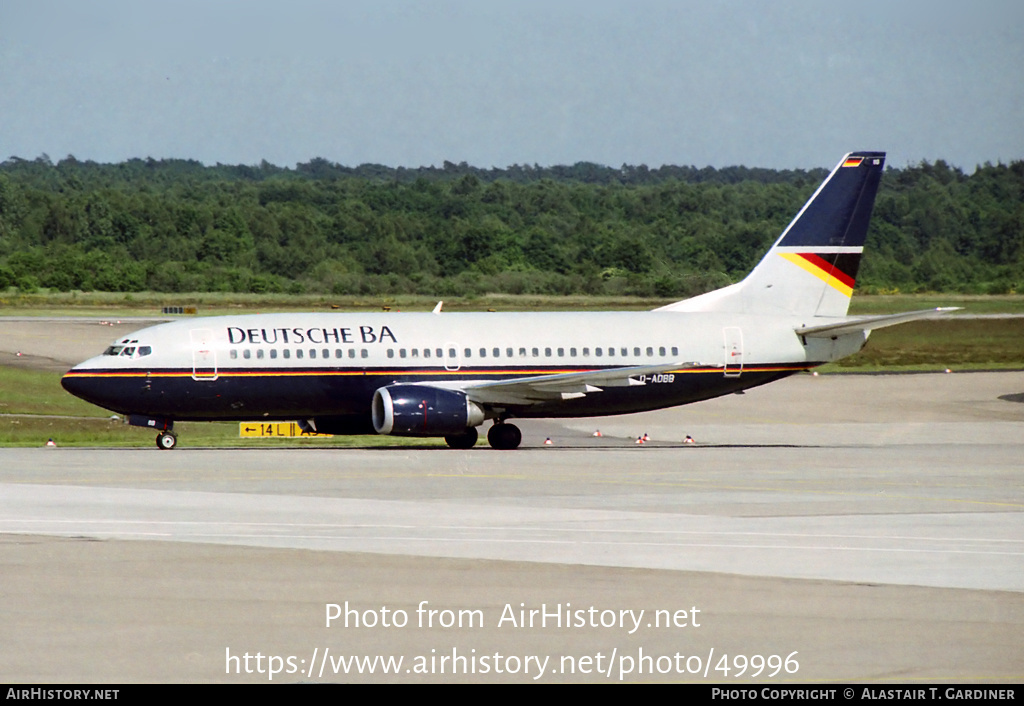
[[62, 310, 862, 425]]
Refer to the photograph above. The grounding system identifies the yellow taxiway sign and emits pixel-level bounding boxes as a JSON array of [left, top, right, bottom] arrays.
[[239, 422, 332, 438]]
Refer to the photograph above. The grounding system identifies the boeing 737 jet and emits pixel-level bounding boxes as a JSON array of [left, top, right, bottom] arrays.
[[62, 151, 954, 449]]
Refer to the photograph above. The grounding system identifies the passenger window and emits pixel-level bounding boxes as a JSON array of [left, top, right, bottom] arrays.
[[297, 349, 304, 359], [230, 350, 238, 360], [532, 348, 539, 357], [596, 348, 602, 357], [423, 349, 430, 359], [507, 347, 514, 357], [399, 349, 407, 359], [570, 347, 577, 357], [557, 347, 564, 357], [448, 348, 456, 358], [257, 349, 265, 359], [411, 349, 419, 358], [361, 349, 368, 359], [336, 349, 343, 358], [464, 348, 472, 358], [583, 347, 590, 357], [659, 347, 666, 356], [493, 347, 500, 358], [243, 349, 251, 360], [646, 347, 653, 357], [348, 349, 356, 359], [387, 349, 395, 359], [672, 346, 678, 356], [479, 348, 487, 358], [622, 348, 628, 357], [545, 347, 552, 357], [323, 349, 329, 359], [518, 347, 526, 357], [309, 349, 316, 359], [283, 349, 291, 359], [437, 348, 444, 358], [270, 349, 278, 359]]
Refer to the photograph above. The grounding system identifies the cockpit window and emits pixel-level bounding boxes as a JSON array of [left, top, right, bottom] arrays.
[[104, 345, 152, 358]]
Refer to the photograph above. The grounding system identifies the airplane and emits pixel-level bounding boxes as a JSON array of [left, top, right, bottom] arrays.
[[61, 151, 956, 450]]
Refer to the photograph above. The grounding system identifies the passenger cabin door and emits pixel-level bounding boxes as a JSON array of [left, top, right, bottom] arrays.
[[190, 328, 218, 381], [723, 327, 743, 377]]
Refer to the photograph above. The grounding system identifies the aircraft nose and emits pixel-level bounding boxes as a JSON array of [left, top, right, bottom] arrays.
[[61, 368, 109, 408], [61, 365, 144, 415], [61, 369, 88, 399]]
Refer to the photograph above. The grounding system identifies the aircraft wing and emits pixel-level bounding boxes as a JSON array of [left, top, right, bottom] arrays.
[[458, 361, 703, 406], [796, 308, 961, 338]]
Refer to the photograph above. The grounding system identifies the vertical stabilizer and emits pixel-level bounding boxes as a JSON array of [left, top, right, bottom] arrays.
[[658, 152, 885, 317]]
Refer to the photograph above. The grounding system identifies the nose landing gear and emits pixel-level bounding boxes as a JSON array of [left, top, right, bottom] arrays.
[[126, 415, 178, 450], [156, 431, 178, 450]]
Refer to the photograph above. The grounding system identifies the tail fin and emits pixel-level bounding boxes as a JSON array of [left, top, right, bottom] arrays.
[[658, 151, 885, 317]]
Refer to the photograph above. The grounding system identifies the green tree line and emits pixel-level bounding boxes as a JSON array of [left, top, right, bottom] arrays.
[[0, 155, 1021, 297]]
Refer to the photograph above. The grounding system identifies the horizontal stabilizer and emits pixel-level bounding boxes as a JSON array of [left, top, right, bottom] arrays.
[[797, 308, 961, 338]]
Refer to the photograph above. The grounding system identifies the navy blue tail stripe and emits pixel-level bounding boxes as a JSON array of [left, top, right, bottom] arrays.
[[777, 152, 885, 248]]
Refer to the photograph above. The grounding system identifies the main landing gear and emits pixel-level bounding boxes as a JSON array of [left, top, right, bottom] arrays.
[[486, 421, 522, 450], [444, 426, 478, 449], [156, 431, 178, 450], [443, 421, 523, 450]]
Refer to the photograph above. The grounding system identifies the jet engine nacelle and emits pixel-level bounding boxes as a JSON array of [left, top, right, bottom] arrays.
[[372, 385, 485, 436]]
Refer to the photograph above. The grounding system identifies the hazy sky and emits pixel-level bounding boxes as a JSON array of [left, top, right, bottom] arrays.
[[2, 0, 1021, 170]]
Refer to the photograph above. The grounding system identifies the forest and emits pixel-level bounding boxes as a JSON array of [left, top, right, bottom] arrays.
[[0, 154, 1021, 298]]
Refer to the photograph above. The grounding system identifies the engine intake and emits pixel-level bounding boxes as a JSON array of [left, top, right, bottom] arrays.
[[372, 385, 485, 436]]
